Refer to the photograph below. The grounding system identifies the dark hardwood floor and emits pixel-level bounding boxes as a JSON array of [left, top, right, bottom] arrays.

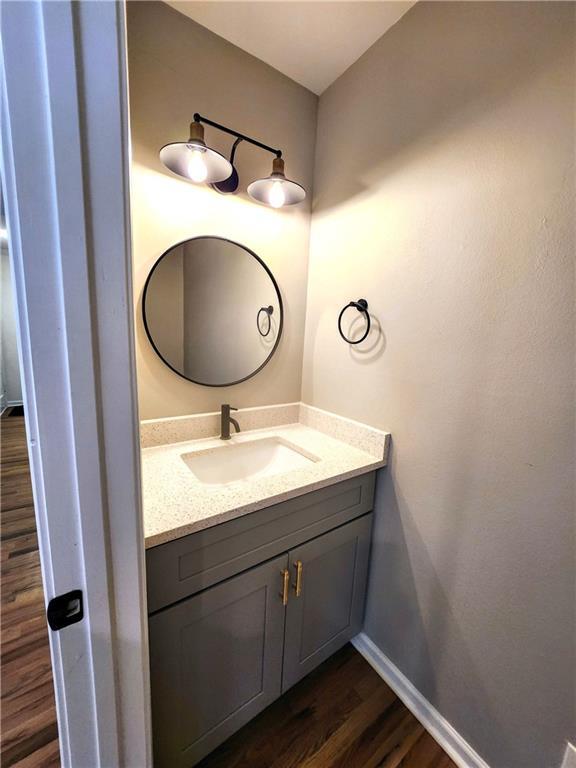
[[198, 644, 458, 768], [1, 412, 60, 767]]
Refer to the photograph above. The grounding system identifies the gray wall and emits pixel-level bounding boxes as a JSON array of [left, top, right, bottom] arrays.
[[127, 1, 317, 418], [302, 3, 575, 767], [1, 244, 22, 407]]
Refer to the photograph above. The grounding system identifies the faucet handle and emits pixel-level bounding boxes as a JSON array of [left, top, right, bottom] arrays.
[[230, 405, 238, 411]]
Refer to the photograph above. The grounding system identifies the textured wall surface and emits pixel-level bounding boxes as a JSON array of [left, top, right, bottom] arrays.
[[127, 1, 317, 418], [302, 3, 575, 767]]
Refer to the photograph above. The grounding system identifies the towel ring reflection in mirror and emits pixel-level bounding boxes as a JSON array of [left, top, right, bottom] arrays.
[[257, 305, 274, 337], [338, 299, 371, 344]]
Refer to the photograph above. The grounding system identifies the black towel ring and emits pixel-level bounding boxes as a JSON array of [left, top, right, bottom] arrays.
[[257, 305, 274, 337], [338, 299, 370, 344]]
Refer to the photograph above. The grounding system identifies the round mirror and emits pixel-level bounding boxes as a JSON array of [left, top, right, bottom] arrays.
[[142, 237, 283, 386]]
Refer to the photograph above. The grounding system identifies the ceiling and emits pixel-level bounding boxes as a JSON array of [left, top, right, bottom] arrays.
[[165, 2, 416, 95]]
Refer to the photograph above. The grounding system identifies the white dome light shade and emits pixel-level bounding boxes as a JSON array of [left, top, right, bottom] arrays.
[[160, 141, 233, 184], [247, 157, 306, 208], [159, 122, 233, 184]]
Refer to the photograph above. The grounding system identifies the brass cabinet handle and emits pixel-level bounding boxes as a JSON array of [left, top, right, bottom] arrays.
[[293, 560, 303, 597], [280, 569, 290, 606]]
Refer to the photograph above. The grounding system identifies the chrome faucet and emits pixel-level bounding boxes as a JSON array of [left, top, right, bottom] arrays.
[[220, 404, 240, 440]]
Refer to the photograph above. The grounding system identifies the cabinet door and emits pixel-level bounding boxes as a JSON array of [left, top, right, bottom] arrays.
[[149, 553, 288, 768], [282, 514, 372, 692]]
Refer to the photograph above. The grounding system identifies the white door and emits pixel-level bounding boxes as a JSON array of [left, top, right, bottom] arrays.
[[0, 1, 151, 765]]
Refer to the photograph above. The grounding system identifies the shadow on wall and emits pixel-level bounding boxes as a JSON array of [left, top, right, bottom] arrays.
[[367, 446, 505, 760], [347, 313, 386, 365], [314, 1, 573, 213]]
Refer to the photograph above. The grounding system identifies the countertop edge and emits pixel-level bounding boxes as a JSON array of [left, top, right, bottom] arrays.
[[144, 459, 386, 549]]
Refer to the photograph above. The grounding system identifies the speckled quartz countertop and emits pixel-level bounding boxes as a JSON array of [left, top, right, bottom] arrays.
[[141, 404, 390, 548]]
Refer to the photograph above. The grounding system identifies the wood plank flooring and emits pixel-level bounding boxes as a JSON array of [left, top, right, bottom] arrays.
[[1, 413, 60, 767], [198, 644, 458, 768]]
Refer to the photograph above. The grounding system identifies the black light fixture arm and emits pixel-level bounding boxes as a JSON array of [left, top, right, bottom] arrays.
[[229, 136, 243, 165], [193, 113, 282, 158]]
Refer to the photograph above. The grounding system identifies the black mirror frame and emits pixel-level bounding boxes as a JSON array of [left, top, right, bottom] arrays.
[[142, 236, 284, 387]]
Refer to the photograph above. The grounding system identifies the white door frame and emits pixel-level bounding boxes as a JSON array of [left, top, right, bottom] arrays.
[[0, 1, 151, 765]]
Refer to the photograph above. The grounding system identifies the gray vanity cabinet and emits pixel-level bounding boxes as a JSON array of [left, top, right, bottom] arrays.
[[149, 553, 288, 768], [147, 472, 377, 768], [282, 513, 372, 692]]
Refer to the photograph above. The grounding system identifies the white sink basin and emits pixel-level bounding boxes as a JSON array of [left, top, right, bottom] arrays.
[[181, 436, 319, 486]]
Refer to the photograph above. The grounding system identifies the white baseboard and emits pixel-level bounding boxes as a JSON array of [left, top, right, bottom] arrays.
[[0, 399, 24, 416], [352, 633, 490, 768], [561, 744, 576, 768]]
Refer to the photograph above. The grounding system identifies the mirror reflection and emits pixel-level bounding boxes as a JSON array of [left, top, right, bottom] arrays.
[[143, 237, 283, 386]]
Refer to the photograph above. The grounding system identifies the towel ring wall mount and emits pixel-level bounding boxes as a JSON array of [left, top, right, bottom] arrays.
[[338, 299, 371, 345]]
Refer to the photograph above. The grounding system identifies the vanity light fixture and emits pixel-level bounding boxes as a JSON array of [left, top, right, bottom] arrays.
[[159, 113, 306, 208]]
